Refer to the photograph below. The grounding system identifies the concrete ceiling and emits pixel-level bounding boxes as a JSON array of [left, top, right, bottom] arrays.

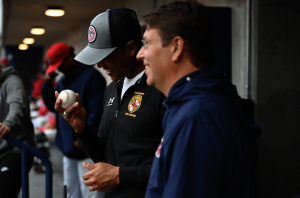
[[2, 0, 124, 46]]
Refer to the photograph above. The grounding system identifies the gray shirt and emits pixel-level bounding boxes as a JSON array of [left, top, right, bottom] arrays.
[[0, 67, 35, 159]]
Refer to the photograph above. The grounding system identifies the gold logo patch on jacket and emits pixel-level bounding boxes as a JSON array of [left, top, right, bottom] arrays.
[[128, 94, 142, 113]]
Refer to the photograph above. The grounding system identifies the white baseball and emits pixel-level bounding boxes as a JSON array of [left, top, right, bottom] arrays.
[[58, 89, 77, 109]]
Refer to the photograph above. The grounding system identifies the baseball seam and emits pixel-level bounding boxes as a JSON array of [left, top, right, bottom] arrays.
[[62, 91, 70, 106]]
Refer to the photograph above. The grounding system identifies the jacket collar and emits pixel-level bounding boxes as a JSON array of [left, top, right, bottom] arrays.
[[117, 70, 147, 86], [136, 71, 147, 84]]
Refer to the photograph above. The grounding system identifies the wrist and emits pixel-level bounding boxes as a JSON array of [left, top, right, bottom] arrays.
[[75, 122, 87, 135], [114, 167, 120, 185]]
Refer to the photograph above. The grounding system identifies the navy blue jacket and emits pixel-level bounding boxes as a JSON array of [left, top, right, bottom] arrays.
[[145, 68, 261, 198], [42, 64, 106, 160]]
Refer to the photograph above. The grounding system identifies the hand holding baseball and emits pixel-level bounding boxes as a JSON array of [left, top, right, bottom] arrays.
[[55, 91, 87, 134]]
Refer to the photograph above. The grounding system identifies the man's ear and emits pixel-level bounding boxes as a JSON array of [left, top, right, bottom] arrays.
[[171, 36, 185, 62], [126, 40, 137, 57]]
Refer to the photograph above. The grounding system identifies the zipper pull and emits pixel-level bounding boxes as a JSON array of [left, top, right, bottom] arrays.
[[116, 110, 119, 118]]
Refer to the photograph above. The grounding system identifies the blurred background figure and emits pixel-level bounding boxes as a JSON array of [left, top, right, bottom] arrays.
[[42, 42, 106, 198], [0, 63, 36, 198], [0, 58, 9, 68], [30, 72, 56, 173]]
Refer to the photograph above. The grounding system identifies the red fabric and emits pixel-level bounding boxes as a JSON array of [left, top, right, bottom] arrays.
[[38, 99, 47, 116], [31, 79, 44, 98], [37, 102, 56, 132], [48, 112, 56, 125], [36, 73, 44, 80], [38, 106, 47, 116], [0, 58, 9, 65], [38, 126, 44, 132], [52, 80, 57, 87]]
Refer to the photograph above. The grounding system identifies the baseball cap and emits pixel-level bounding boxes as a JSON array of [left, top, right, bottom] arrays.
[[0, 58, 9, 65], [46, 42, 70, 74], [75, 8, 142, 65]]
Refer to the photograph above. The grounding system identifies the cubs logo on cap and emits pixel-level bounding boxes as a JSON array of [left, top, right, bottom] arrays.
[[88, 25, 97, 43]]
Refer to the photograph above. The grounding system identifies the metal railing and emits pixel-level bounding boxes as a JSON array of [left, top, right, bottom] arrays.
[[3, 134, 52, 198]]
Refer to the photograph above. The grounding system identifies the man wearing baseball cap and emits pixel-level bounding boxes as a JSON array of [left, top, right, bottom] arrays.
[[54, 8, 165, 198], [42, 42, 106, 198]]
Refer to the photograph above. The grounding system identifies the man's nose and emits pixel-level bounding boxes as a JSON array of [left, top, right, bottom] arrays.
[[136, 47, 144, 60]]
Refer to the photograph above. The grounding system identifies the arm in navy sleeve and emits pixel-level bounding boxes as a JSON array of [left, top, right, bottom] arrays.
[[83, 71, 106, 134]]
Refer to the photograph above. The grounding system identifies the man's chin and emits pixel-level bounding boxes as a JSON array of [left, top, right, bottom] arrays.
[[146, 78, 154, 87], [110, 73, 119, 82], [111, 75, 125, 82]]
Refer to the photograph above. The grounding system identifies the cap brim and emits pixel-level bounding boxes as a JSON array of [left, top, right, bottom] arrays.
[[75, 45, 117, 65], [46, 58, 64, 74]]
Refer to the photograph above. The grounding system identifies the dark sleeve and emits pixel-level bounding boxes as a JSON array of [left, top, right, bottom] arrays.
[[120, 89, 165, 183], [41, 82, 56, 112], [76, 85, 108, 163], [75, 124, 107, 163], [119, 163, 152, 182]]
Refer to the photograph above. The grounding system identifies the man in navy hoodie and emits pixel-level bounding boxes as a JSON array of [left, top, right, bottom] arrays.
[[42, 42, 106, 198], [137, 1, 261, 198]]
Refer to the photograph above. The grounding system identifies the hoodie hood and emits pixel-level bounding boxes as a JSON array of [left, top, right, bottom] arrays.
[[166, 67, 240, 110], [165, 67, 261, 139], [0, 67, 21, 84]]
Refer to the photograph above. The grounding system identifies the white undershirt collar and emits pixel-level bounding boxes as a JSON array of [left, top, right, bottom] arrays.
[[121, 69, 146, 100]]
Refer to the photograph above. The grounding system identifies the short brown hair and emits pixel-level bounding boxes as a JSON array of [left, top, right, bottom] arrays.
[[142, 1, 213, 68]]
